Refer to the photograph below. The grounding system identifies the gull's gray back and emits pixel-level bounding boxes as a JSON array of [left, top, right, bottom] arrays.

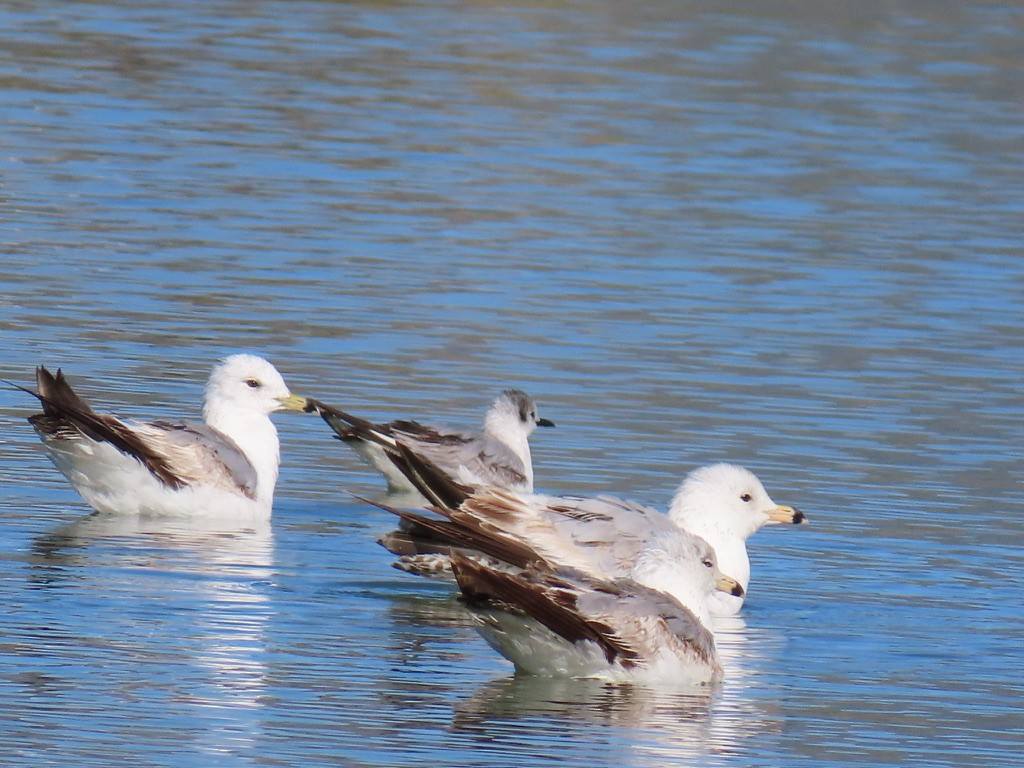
[[542, 495, 679, 576], [137, 420, 259, 498], [392, 424, 531, 491], [575, 581, 719, 671]]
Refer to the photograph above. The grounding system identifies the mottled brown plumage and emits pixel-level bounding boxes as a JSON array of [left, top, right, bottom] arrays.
[[451, 553, 639, 665], [448, 548, 724, 683]]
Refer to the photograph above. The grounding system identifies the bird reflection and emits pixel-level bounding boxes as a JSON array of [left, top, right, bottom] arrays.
[[439, 607, 786, 764], [453, 674, 715, 729], [28, 511, 275, 755], [452, 671, 783, 765]]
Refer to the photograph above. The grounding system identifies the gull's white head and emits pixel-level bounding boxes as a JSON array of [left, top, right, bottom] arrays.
[[630, 531, 743, 626], [668, 463, 804, 542], [202, 354, 306, 424], [483, 389, 555, 439]]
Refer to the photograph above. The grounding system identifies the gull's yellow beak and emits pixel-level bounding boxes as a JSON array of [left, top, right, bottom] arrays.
[[767, 504, 807, 525], [277, 393, 311, 413], [716, 574, 745, 597]]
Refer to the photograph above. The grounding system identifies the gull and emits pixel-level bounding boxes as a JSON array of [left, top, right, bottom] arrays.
[[304, 388, 554, 496], [449, 531, 742, 685], [373, 447, 804, 615], [16, 354, 308, 517]]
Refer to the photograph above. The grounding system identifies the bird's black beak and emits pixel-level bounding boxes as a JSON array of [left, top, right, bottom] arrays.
[[537, 418, 555, 428]]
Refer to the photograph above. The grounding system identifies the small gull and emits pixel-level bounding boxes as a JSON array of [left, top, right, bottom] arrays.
[[304, 388, 554, 496], [373, 447, 804, 615], [449, 531, 742, 685], [16, 354, 308, 517]]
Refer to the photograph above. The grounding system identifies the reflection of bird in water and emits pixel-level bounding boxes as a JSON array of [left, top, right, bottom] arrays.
[[452, 674, 715, 732], [373, 591, 491, 703], [384, 591, 481, 634], [14, 354, 308, 517], [305, 388, 554, 498], [451, 675, 725, 767], [452, 658, 785, 767], [30, 511, 275, 578], [27, 512, 276, 752], [370, 449, 804, 616]]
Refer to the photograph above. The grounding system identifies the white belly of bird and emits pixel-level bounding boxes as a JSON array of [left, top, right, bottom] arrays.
[[472, 611, 721, 687], [41, 438, 270, 518]]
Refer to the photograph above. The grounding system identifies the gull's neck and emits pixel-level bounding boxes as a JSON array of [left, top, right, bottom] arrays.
[[668, 494, 752, 590], [204, 401, 281, 507], [648, 567, 712, 628], [632, 554, 713, 628], [483, 411, 534, 487], [703, 536, 750, 592]]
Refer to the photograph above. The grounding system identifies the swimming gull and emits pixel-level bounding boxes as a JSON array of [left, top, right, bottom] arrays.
[[304, 388, 553, 496], [449, 531, 742, 685], [18, 354, 308, 517], [372, 447, 804, 615]]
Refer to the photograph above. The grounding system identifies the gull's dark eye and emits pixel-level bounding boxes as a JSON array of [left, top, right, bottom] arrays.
[[244, 378, 261, 389], [740, 493, 752, 502], [701, 558, 714, 569]]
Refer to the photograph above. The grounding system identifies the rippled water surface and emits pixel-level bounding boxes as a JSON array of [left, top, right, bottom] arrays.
[[1, 1, 1022, 766]]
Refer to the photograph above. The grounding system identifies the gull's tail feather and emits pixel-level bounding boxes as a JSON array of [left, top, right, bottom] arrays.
[[36, 366, 97, 417], [305, 397, 480, 505], [358, 494, 540, 570], [392, 442, 474, 508], [22, 366, 186, 490], [450, 553, 634, 665], [305, 398, 381, 444], [377, 529, 453, 557]]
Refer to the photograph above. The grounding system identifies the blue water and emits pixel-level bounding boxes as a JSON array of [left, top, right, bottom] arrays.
[[1, 1, 1022, 766]]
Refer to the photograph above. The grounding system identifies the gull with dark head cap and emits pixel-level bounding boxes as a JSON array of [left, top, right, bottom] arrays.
[[305, 388, 554, 498]]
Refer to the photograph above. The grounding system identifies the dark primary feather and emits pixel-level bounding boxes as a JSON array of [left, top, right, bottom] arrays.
[[303, 399, 471, 507], [306, 398, 386, 443], [310, 397, 468, 448], [451, 554, 640, 665], [453, 555, 720, 674], [306, 397, 478, 506], [392, 442, 474, 508], [307, 397, 530, 492], [35, 366, 95, 417], [376, 528, 455, 558], [307, 398, 463, 450], [25, 366, 186, 490], [361, 495, 541, 570]]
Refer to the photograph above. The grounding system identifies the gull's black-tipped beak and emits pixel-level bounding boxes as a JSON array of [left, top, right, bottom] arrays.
[[536, 418, 555, 428], [716, 575, 745, 597], [767, 504, 806, 525]]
